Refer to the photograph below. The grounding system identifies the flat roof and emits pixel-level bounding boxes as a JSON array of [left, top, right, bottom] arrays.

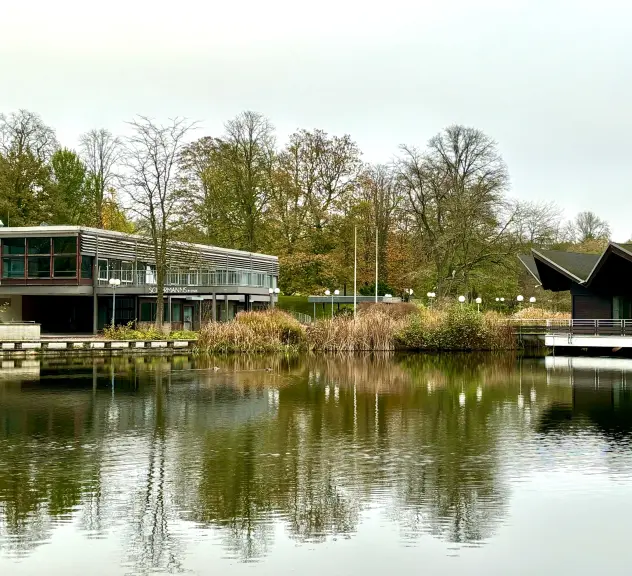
[[0, 225, 278, 262]]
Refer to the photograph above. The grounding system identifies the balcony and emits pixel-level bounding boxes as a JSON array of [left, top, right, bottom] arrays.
[[98, 267, 274, 290]]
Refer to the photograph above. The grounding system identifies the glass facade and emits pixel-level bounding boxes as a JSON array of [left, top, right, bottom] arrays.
[[2, 238, 25, 255], [2, 258, 25, 278], [81, 256, 93, 279], [1, 236, 81, 279], [28, 257, 51, 278]]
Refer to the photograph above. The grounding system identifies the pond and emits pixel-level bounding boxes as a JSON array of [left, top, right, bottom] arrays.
[[1, 353, 632, 575]]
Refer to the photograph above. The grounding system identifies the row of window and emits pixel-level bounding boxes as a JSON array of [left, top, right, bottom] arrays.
[[2, 237, 77, 256], [2, 255, 93, 279]]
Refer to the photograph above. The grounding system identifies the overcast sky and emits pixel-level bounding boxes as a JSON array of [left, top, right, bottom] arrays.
[[1, 0, 630, 240]]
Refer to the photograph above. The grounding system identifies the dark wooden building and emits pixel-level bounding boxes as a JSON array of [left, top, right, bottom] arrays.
[[519, 243, 632, 320]]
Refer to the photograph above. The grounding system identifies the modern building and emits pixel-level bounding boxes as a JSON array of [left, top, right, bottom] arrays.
[[0, 226, 279, 334], [519, 242, 632, 320]]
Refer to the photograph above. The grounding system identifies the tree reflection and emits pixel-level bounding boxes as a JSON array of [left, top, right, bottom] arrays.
[[0, 352, 614, 566]]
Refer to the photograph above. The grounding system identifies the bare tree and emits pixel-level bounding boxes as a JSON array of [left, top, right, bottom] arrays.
[[79, 129, 122, 227], [512, 200, 564, 247], [123, 116, 196, 328], [570, 211, 611, 243], [397, 125, 513, 295]]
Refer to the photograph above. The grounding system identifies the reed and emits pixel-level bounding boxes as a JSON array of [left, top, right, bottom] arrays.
[[196, 310, 306, 354]]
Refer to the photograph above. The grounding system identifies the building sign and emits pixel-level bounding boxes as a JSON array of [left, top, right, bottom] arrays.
[[148, 287, 199, 294]]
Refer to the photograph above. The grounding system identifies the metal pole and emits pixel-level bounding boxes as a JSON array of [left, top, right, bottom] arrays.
[[111, 287, 116, 328], [354, 226, 357, 319], [331, 294, 334, 319], [375, 227, 378, 303]]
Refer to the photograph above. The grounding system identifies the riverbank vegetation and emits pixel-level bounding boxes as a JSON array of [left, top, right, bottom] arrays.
[[195, 305, 516, 353]]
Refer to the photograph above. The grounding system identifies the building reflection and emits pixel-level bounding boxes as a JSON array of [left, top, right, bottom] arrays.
[[540, 357, 632, 439]]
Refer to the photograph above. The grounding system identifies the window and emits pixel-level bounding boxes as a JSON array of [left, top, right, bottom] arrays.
[[140, 302, 155, 322], [81, 256, 93, 279], [28, 257, 51, 278], [27, 238, 51, 255], [2, 238, 25, 255], [98, 259, 108, 281], [53, 256, 76, 278], [2, 258, 25, 278], [121, 261, 134, 283], [139, 302, 169, 322], [53, 236, 77, 254], [172, 303, 182, 322]]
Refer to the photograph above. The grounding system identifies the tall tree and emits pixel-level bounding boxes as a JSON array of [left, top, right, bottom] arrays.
[[397, 125, 513, 296], [123, 116, 196, 328], [222, 111, 275, 252], [178, 136, 239, 247], [0, 110, 57, 226], [273, 129, 361, 255], [46, 148, 88, 225], [79, 128, 122, 228]]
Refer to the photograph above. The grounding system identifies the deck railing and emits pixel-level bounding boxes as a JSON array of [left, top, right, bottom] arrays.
[[544, 319, 632, 337], [98, 268, 272, 289]]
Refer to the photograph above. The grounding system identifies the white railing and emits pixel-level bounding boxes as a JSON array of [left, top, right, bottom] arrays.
[[99, 268, 271, 289], [545, 319, 632, 337]]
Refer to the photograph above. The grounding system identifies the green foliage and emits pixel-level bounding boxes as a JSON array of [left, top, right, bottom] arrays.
[[46, 148, 89, 224], [395, 305, 514, 351], [103, 321, 197, 341]]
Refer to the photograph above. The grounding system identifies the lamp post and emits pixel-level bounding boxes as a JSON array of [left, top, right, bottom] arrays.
[[517, 294, 524, 311], [427, 292, 436, 308], [109, 278, 121, 328], [325, 289, 339, 319], [529, 296, 536, 305], [405, 288, 414, 302], [268, 287, 280, 309], [475, 297, 482, 313], [458, 295, 466, 306]]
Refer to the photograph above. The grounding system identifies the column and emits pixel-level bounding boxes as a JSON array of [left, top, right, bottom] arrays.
[[212, 293, 217, 322], [224, 294, 229, 322]]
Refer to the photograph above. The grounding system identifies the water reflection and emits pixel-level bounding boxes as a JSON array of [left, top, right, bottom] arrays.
[[0, 353, 631, 573]]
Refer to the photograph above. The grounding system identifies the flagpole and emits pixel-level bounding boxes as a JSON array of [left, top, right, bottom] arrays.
[[354, 225, 357, 319], [375, 227, 378, 303]]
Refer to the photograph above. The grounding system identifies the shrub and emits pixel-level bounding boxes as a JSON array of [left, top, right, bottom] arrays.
[[103, 322, 198, 341], [395, 305, 515, 351]]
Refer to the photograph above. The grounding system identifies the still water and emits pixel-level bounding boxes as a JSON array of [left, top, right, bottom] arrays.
[[1, 353, 632, 575]]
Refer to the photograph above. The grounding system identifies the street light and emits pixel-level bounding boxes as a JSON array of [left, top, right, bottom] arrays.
[[427, 292, 436, 308], [500, 297, 505, 302], [458, 295, 466, 305], [529, 296, 536, 304], [475, 297, 482, 312], [268, 287, 280, 309], [108, 278, 121, 328], [325, 289, 339, 319], [517, 295, 524, 303]]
